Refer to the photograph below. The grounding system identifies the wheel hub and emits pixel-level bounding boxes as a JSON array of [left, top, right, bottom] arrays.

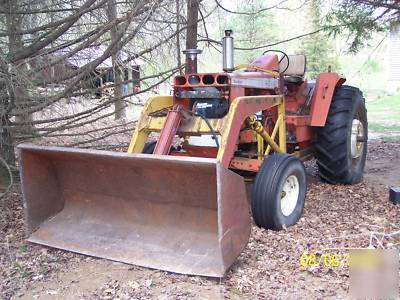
[[351, 119, 364, 159], [280, 175, 299, 216]]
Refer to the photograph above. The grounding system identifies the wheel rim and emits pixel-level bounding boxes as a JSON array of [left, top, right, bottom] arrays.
[[280, 175, 299, 216], [351, 119, 364, 160]]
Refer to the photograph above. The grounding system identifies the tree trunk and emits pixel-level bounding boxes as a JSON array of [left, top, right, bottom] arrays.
[[176, 0, 183, 75], [185, 0, 201, 73], [112, 55, 125, 120], [0, 117, 15, 167], [107, 0, 125, 120], [6, 0, 34, 132], [185, 0, 200, 50], [175, 0, 183, 75], [186, 0, 200, 49], [0, 0, 20, 167], [0, 49, 15, 167]]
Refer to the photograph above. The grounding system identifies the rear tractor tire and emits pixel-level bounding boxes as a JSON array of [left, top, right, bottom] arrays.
[[252, 154, 307, 230], [315, 85, 368, 184]]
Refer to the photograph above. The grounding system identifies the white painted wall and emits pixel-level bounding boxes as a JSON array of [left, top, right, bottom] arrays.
[[388, 23, 400, 93]]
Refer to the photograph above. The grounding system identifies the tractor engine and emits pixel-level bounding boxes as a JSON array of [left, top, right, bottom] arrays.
[[173, 30, 280, 120], [193, 98, 229, 119], [173, 73, 231, 119]]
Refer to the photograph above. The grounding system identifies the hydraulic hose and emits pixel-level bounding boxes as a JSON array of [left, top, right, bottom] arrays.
[[194, 112, 220, 148]]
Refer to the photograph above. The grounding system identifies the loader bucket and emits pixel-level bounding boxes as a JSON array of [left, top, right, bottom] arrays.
[[18, 144, 251, 277]]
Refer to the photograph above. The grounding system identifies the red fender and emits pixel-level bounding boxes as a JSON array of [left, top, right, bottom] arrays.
[[309, 72, 346, 126]]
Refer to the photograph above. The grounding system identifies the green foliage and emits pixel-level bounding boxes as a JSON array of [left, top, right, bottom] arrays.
[[224, 0, 277, 64], [299, 0, 339, 79], [367, 93, 400, 116], [15, 262, 33, 279], [325, 1, 391, 53], [367, 93, 400, 134], [368, 123, 400, 132], [363, 59, 382, 74]]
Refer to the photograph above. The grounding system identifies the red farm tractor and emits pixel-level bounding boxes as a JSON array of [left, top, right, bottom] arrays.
[[18, 30, 367, 277]]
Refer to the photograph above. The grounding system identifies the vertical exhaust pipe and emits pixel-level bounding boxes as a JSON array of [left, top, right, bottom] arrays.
[[183, 49, 202, 74], [223, 30, 234, 72]]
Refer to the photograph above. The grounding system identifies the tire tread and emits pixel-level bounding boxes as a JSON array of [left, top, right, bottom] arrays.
[[315, 85, 367, 184]]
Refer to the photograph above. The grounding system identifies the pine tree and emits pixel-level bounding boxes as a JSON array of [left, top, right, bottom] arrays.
[[299, 0, 339, 79], [225, 0, 277, 64]]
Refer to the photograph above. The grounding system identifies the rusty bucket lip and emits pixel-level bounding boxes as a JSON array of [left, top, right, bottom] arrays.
[[17, 143, 218, 164], [27, 238, 227, 278]]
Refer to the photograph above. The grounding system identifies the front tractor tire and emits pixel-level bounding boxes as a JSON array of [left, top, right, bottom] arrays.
[[252, 154, 307, 230], [315, 85, 368, 184]]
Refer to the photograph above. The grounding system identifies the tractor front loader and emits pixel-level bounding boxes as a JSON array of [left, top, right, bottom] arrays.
[[19, 30, 367, 277]]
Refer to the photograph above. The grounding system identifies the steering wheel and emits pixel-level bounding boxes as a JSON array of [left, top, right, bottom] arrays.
[[262, 50, 290, 74]]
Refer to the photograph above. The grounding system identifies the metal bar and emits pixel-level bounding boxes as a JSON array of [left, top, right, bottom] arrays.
[[229, 157, 262, 172], [260, 130, 282, 154], [128, 96, 174, 153], [265, 114, 282, 156], [216, 95, 282, 168], [154, 105, 182, 155], [248, 116, 283, 154], [257, 134, 264, 159], [129, 95, 284, 168], [144, 116, 223, 135], [277, 100, 287, 153]]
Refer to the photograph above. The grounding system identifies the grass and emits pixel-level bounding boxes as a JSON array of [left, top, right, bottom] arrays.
[[366, 93, 400, 136], [14, 262, 33, 279], [366, 93, 400, 116], [368, 123, 400, 132], [380, 135, 400, 141]]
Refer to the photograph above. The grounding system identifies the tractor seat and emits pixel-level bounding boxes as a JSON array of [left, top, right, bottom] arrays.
[[279, 54, 306, 84]]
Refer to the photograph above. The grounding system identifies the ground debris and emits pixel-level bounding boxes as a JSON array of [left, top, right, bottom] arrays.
[[1, 140, 399, 299]]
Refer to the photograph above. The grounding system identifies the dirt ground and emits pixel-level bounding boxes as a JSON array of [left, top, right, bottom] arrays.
[[1, 140, 399, 300]]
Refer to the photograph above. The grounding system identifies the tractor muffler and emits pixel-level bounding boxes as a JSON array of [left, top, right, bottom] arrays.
[[18, 144, 250, 277]]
